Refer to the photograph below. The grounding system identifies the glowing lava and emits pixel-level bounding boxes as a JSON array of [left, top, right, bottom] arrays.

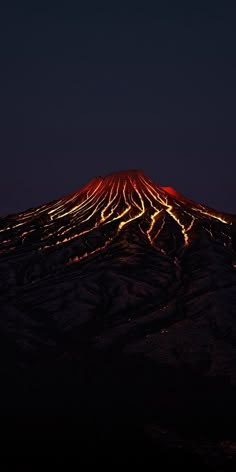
[[0, 170, 233, 260]]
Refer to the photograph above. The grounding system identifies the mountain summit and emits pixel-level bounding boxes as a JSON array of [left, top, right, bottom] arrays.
[[0, 169, 233, 258]]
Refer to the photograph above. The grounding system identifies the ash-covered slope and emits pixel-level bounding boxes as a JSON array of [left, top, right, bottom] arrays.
[[1, 170, 236, 465]]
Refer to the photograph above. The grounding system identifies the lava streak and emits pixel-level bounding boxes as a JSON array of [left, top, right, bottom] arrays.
[[0, 170, 233, 257]]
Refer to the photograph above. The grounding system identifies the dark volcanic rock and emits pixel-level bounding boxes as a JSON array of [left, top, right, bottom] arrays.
[[0, 169, 236, 466]]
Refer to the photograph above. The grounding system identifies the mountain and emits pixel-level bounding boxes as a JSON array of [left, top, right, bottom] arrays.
[[1, 169, 236, 466]]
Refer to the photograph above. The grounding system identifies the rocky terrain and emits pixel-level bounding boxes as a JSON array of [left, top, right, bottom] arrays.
[[0, 170, 236, 467]]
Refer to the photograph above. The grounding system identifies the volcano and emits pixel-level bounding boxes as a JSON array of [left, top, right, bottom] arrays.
[[1, 170, 236, 466], [0, 169, 232, 257]]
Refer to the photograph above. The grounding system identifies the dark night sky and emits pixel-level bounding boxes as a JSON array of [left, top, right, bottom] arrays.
[[1, 2, 236, 216]]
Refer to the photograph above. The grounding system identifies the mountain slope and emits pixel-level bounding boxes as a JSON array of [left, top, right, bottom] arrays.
[[1, 169, 236, 466]]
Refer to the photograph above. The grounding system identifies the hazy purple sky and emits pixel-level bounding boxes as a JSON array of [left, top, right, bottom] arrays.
[[1, 2, 236, 216]]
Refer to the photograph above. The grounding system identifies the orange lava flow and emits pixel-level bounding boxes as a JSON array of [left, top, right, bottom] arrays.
[[0, 170, 233, 260]]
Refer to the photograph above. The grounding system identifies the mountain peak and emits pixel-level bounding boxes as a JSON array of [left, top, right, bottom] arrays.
[[93, 169, 149, 190], [0, 169, 233, 259]]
